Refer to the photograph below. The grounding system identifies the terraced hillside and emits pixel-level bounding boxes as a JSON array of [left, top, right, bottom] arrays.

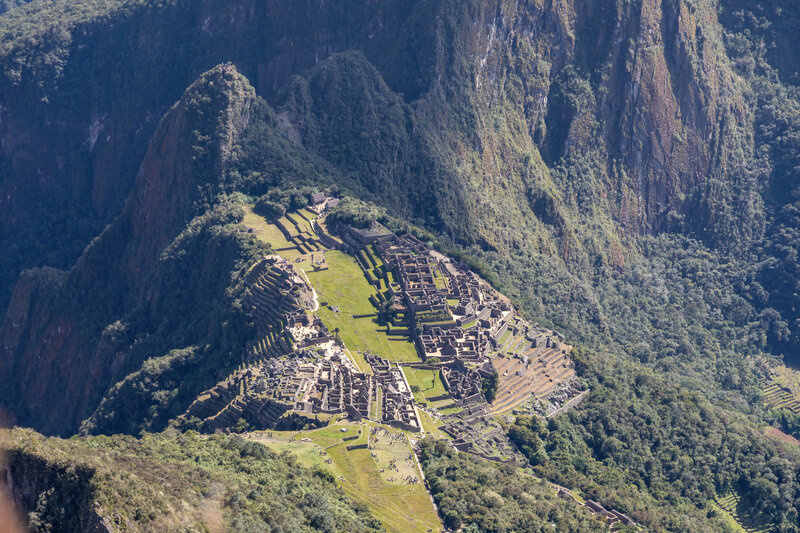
[[489, 326, 575, 414], [241, 258, 306, 361], [0, 196, 603, 530], [762, 381, 800, 415], [281, 228, 578, 462], [716, 492, 776, 533], [243, 205, 421, 368], [241, 205, 325, 269]]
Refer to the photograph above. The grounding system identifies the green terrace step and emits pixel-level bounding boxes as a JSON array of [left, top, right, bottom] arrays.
[[367, 245, 384, 268], [714, 491, 776, 533], [297, 208, 316, 222], [357, 249, 369, 264], [285, 212, 305, 230], [365, 269, 379, 285], [360, 248, 375, 269]]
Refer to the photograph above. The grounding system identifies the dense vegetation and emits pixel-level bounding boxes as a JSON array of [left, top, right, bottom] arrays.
[[0, 1, 27, 16], [1, 428, 381, 532], [480, 370, 499, 403], [510, 348, 800, 531], [417, 438, 603, 532], [253, 186, 333, 220]]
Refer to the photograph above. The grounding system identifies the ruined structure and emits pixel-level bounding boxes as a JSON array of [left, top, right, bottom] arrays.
[[307, 193, 340, 215], [242, 255, 316, 362], [182, 249, 423, 432], [370, 232, 578, 416], [366, 353, 420, 432], [183, 218, 577, 448]]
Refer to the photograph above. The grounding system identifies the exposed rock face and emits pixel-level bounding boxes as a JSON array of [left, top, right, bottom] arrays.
[[0, 0, 763, 309], [1, 450, 108, 533], [0, 64, 255, 435], [426, 0, 758, 242], [0, 0, 435, 308]]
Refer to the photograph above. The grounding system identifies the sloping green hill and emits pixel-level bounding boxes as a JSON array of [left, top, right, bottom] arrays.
[[0, 428, 382, 532]]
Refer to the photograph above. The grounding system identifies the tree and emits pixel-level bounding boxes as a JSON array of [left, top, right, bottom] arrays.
[[443, 510, 462, 530]]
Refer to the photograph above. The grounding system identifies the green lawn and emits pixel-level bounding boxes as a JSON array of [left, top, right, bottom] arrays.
[[432, 268, 447, 290], [374, 386, 382, 420], [242, 205, 311, 262], [307, 251, 420, 366], [437, 405, 462, 415], [365, 245, 385, 269], [405, 368, 447, 401], [242, 210, 419, 367], [277, 215, 300, 237], [322, 424, 441, 533], [417, 409, 448, 439], [241, 206, 325, 271], [246, 432, 338, 476], [305, 423, 362, 449], [286, 212, 313, 233], [370, 427, 418, 481], [297, 208, 318, 221], [241, 205, 296, 251]]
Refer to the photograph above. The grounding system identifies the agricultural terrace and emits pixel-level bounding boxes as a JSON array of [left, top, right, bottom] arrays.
[[715, 492, 775, 533], [240, 207, 420, 369], [241, 204, 324, 270]]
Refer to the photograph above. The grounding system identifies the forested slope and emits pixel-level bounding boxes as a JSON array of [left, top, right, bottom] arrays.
[[0, 428, 382, 532]]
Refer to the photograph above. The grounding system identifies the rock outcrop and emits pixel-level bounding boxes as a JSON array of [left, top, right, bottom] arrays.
[[0, 63, 256, 435], [0, 0, 768, 309]]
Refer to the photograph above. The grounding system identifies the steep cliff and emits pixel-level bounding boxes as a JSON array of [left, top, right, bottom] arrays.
[[2, 1, 800, 529], [0, 63, 260, 435], [3, 0, 800, 432], [0, 0, 772, 309], [0, 0, 436, 309]]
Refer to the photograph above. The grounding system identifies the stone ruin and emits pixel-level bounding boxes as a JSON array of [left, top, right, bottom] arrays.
[[307, 193, 340, 215], [182, 222, 579, 453], [241, 255, 316, 362], [369, 232, 579, 414], [359, 231, 584, 459], [366, 353, 420, 432], [183, 272, 423, 432]]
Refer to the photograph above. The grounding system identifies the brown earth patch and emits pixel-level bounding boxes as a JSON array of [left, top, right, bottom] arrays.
[[765, 426, 800, 446]]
